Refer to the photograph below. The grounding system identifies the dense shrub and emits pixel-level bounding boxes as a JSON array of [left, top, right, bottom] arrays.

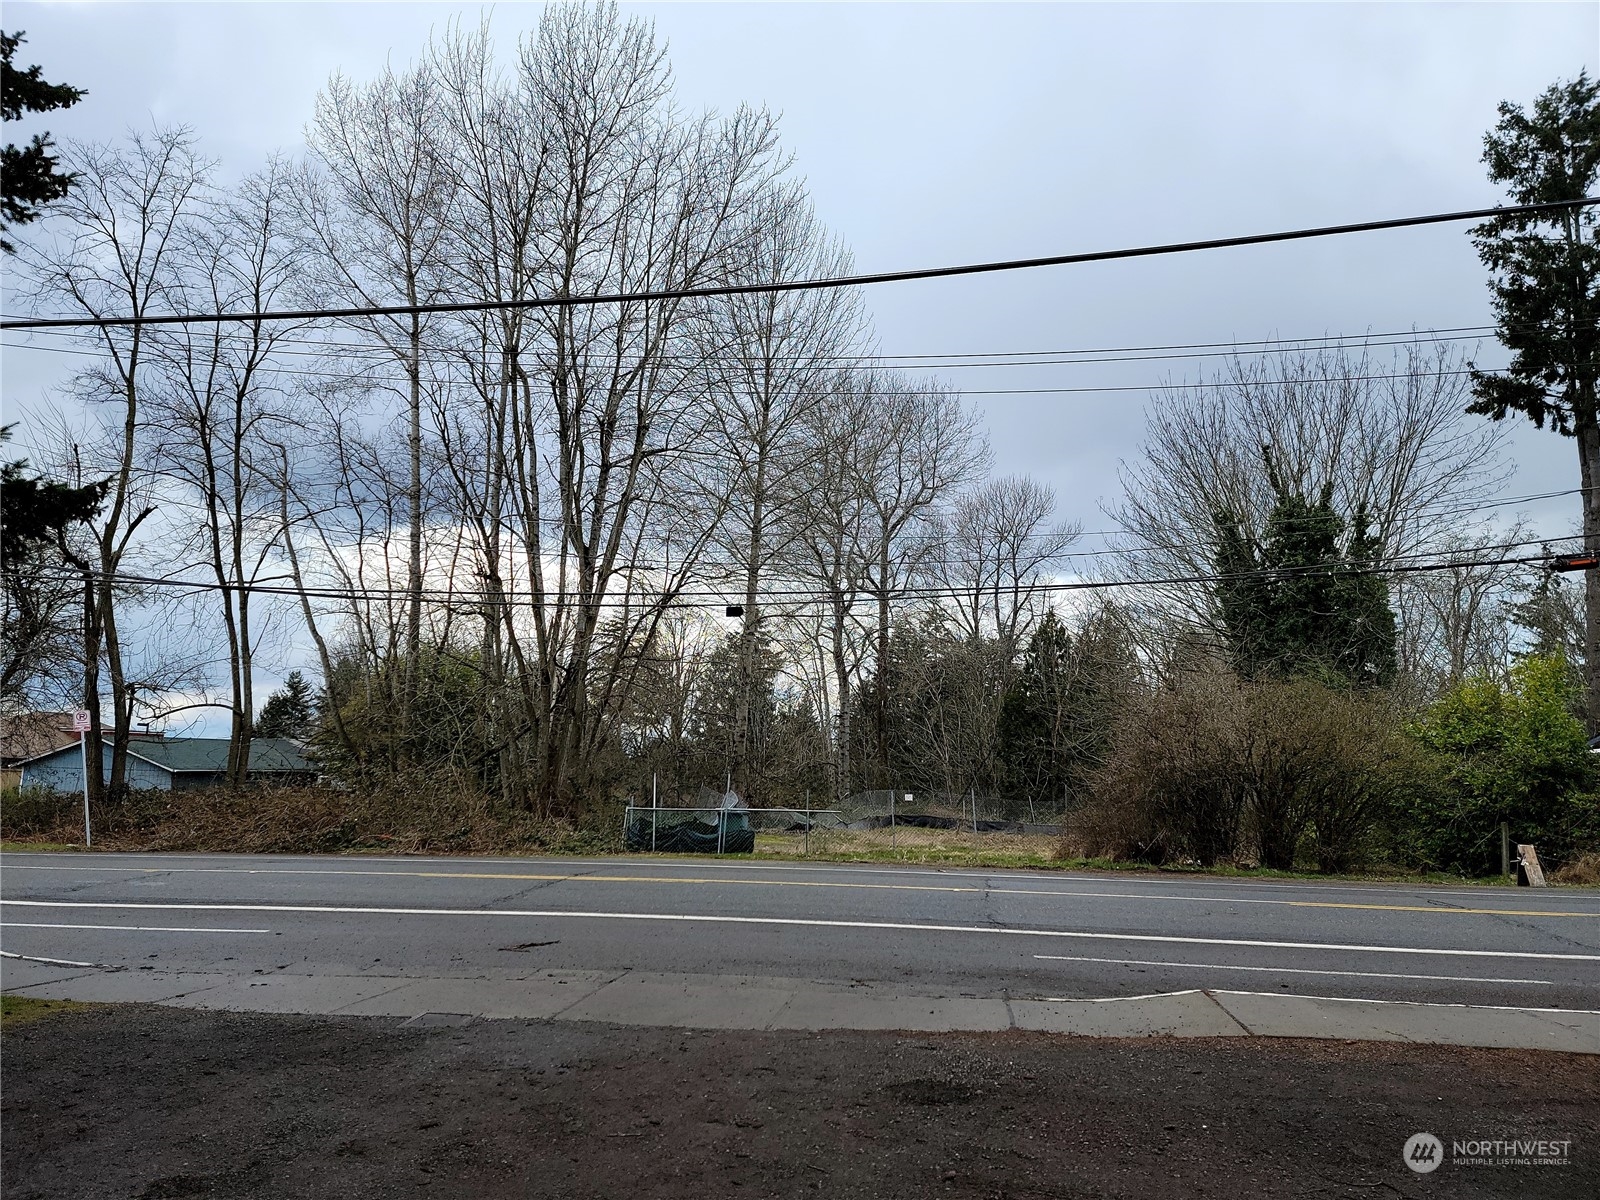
[[1402, 655, 1600, 873], [0, 785, 77, 838], [1073, 671, 1427, 872], [1073, 673, 1244, 866], [1, 771, 626, 856]]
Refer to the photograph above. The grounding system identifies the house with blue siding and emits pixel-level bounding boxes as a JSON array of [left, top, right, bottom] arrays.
[[18, 737, 315, 794]]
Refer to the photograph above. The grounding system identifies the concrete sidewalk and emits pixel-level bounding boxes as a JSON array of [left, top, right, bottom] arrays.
[[4, 954, 1596, 1052]]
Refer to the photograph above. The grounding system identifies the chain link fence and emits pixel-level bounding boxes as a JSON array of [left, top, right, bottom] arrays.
[[623, 788, 1064, 856]]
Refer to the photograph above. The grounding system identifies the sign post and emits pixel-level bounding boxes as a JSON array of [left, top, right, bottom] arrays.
[[72, 709, 93, 848]]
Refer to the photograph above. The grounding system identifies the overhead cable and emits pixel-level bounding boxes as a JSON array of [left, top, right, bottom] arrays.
[[4, 198, 1594, 332]]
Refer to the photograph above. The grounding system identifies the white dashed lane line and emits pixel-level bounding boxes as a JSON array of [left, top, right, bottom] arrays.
[[4, 899, 1600, 961], [2, 922, 272, 934], [4, 864, 1593, 918]]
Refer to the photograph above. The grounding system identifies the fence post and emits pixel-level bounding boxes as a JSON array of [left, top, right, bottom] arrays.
[[718, 809, 726, 855], [890, 790, 896, 850], [1501, 822, 1510, 879], [804, 790, 811, 857]]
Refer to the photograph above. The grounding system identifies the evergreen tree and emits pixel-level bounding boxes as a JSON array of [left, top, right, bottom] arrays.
[[0, 430, 106, 564], [254, 670, 317, 741], [996, 609, 1133, 810], [1512, 571, 1587, 720], [1213, 448, 1397, 687], [0, 427, 107, 701], [1, 30, 85, 251], [997, 612, 1073, 806], [1514, 572, 1585, 662], [846, 615, 1014, 805], [686, 634, 785, 798], [1467, 73, 1600, 724]]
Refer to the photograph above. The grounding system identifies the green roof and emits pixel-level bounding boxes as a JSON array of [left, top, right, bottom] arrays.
[[126, 737, 313, 775]]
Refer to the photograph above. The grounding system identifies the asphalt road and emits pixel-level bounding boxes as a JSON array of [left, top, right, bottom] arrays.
[[4, 851, 1599, 1014]]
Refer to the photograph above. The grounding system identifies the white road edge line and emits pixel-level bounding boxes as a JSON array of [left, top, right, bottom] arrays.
[[1207, 988, 1600, 1017], [2, 922, 273, 934], [5, 899, 1600, 962], [0, 949, 95, 968], [1039, 989, 1205, 1003], [1032, 953, 1556, 986]]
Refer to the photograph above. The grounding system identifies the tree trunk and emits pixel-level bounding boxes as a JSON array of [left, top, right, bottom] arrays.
[[235, 583, 255, 789], [403, 315, 425, 764], [100, 574, 131, 799], [1579, 416, 1600, 732], [81, 570, 104, 808], [875, 544, 891, 790], [734, 463, 767, 802], [830, 594, 851, 801]]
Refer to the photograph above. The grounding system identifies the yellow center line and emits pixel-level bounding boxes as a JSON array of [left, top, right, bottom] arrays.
[[4, 863, 1596, 917], [1284, 900, 1592, 917]]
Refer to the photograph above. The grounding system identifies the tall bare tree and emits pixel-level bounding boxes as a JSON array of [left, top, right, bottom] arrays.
[[783, 373, 983, 792], [931, 475, 1078, 654], [147, 159, 305, 786], [852, 375, 984, 788], [1112, 340, 1507, 666], [297, 56, 453, 760], [504, 2, 787, 810], [695, 181, 866, 800], [1394, 525, 1526, 692], [16, 126, 210, 800]]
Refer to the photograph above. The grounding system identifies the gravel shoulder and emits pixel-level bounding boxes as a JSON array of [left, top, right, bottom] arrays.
[[3, 1004, 1598, 1199]]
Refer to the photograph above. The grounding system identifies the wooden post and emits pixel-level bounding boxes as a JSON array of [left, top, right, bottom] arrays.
[[1515, 844, 1547, 888]]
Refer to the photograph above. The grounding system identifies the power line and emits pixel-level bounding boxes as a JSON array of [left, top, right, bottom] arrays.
[[27, 469, 1586, 584], [0, 328, 1499, 384], [645, 486, 1590, 568], [48, 534, 1576, 612], [4, 198, 1593, 332], [0, 334, 1513, 395], [3, 319, 1506, 369]]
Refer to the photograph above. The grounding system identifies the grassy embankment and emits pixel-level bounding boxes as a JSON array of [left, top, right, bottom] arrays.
[[6, 784, 1595, 884], [0, 996, 95, 1027], [6, 827, 1586, 886]]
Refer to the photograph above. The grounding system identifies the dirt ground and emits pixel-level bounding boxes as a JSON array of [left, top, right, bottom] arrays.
[[3, 1004, 1597, 1199]]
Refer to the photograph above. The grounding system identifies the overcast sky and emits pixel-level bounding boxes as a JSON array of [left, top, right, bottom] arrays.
[[3, 1, 1595, 540]]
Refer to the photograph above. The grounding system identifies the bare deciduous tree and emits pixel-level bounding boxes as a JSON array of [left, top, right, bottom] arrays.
[[694, 182, 866, 800], [298, 56, 453, 758], [931, 475, 1078, 654], [147, 159, 305, 786], [1112, 340, 1508, 661], [18, 126, 211, 800]]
